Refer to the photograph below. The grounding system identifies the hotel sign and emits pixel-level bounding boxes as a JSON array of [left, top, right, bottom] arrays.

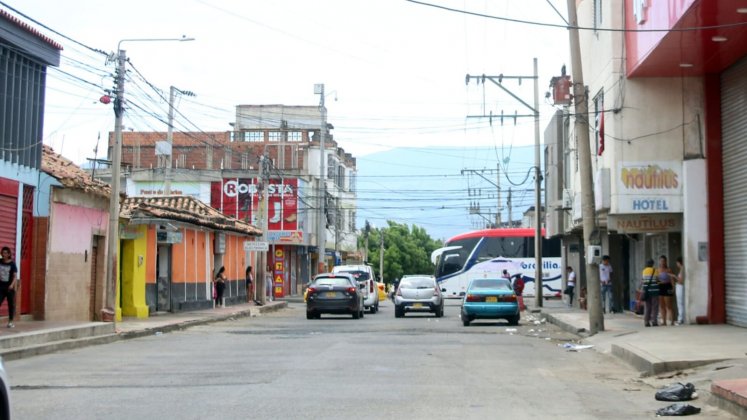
[[609, 214, 682, 234], [616, 161, 682, 214]]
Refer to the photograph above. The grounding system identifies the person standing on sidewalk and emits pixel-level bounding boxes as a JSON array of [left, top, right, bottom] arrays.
[[245, 266, 254, 303], [0, 246, 18, 328], [215, 266, 227, 308], [642, 259, 659, 327], [599, 255, 613, 314], [512, 273, 526, 311], [565, 266, 576, 307], [658, 255, 676, 326], [675, 257, 685, 325]]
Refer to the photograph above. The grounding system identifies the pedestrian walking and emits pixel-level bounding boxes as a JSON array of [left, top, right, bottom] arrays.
[[565, 266, 576, 307], [265, 271, 273, 302], [512, 274, 526, 311], [658, 255, 676, 326], [0, 246, 18, 328], [245, 266, 254, 303], [642, 259, 660, 327], [675, 257, 685, 325], [214, 266, 227, 308], [599, 255, 613, 313]]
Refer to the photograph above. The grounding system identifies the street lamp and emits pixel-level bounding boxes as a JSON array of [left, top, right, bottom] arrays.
[[314, 83, 327, 274], [104, 36, 194, 325]]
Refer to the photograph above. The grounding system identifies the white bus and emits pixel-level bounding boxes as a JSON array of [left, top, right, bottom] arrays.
[[431, 228, 562, 298]]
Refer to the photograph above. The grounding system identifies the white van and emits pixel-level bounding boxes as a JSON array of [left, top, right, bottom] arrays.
[[332, 264, 380, 313]]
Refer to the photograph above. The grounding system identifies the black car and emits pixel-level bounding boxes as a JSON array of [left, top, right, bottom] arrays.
[[306, 273, 365, 319]]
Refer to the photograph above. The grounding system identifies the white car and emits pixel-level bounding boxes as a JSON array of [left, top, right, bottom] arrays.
[[332, 265, 380, 313]]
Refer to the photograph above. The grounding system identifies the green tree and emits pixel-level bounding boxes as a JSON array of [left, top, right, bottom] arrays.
[[359, 221, 443, 285]]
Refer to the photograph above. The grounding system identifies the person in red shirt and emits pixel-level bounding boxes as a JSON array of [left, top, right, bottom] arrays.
[[512, 274, 526, 311]]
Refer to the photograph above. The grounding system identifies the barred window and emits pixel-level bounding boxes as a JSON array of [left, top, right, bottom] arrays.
[[269, 131, 282, 142], [288, 131, 303, 142], [243, 131, 264, 142]]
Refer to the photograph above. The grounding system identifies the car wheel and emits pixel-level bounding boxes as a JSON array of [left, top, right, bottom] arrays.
[[394, 305, 404, 318], [508, 313, 520, 326], [434, 306, 443, 318], [462, 315, 470, 326], [306, 311, 314, 320], [353, 310, 360, 319]]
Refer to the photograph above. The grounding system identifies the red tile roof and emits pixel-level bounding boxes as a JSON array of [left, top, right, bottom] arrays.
[[121, 195, 262, 236], [42, 145, 111, 198], [0, 9, 63, 50]]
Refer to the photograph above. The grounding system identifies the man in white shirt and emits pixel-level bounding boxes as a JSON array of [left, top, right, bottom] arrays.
[[565, 266, 576, 307], [599, 255, 613, 314]]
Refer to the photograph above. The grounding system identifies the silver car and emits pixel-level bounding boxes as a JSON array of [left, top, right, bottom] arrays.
[[393, 275, 444, 318]]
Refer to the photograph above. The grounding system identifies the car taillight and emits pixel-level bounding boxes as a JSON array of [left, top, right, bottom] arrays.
[[347, 286, 356, 294], [466, 294, 481, 302], [433, 286, 440, 296], [505, 294, 517, 302], [370, 282, 374, 293], [307, 287, 317, 295], [396, 288, 402, 296]]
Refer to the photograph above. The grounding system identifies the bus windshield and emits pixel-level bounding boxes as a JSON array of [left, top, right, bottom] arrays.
[[434, 237, 479, 278]]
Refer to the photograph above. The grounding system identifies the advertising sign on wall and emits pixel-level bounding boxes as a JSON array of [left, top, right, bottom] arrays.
[[210, 177, 302, 234], [616, 161, 682, 214]]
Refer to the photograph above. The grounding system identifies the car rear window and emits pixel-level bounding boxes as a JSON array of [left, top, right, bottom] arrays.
[[470, 279, 511, 290], [337, 270, 370, 281], [400, 277, 435, 289], [314, 277, 352, 287]]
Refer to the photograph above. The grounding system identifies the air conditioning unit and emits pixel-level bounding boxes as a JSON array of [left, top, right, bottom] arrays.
[[562, 189, 573, 209]]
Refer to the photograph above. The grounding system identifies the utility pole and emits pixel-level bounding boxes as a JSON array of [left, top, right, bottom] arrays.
[[465, 60, 543, 306], [257, 153, 269, 305], [379, 229, 384, 284], [315, 84, 327, 274], [364, 221, 370, 264], [164, 85, 194, 195], [104, 48, 127, 324], [533, 57, 543, 308], [507, 188, 513, 228], [567, 0, 603, 333], [496, 163, 502, 227]]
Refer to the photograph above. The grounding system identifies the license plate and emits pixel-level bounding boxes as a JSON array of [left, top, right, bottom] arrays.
[[486, 296, 498, 302], [325, 292, 336, 298], [413, 303, 423, 308]]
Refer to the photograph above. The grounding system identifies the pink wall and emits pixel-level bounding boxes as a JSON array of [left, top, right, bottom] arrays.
[[49, 202, 108, 253]]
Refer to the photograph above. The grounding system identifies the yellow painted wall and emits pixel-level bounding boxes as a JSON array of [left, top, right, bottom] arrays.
[[120, 225, 149, 318]]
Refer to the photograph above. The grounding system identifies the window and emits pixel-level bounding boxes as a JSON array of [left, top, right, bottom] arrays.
[[241, 153, 249, 170], [337, 165, 345, 188], [327, 155, 336, 179], [349, 172, 357, 192], [224, 149, 232, 169], [593, 0, 603, 33], [243, 131, 263, 142], [268, 131, 282, 142], [288, 131, 302, 142], [594, 90, 605, 156]]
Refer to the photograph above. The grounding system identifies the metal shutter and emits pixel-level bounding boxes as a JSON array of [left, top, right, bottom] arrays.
[[0, 195, 17, 250], [721, 56, 747, 327]]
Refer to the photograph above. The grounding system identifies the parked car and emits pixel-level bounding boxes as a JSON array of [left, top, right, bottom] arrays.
[[0, 356, 10, 419], [306, 273, 365, 319], [461, 278, 520, 326], [393, 275, 444, 318], [332, 265, 380, 313]]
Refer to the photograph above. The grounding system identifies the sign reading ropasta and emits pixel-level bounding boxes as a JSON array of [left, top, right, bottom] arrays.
[[210, 177, 301, 232]]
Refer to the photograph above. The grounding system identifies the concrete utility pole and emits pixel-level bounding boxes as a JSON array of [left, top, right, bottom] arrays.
[[164, 85, 194, 195], [533, 57, 543, 308], [257, 154, 269, 305], [315, 84, 327, 274], [379, 230, 384, 283], [567, 0, 603, 333], [104, 48, 127, 325], [496, 163, 502, 227]]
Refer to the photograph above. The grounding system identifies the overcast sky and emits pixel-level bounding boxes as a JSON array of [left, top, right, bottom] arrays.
[[6, 0, 570, 163]]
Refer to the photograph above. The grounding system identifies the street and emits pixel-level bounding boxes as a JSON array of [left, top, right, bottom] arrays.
[[6, 300, 733, 420]]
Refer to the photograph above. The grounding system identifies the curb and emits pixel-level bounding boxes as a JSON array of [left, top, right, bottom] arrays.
[[610, 343, 727, 376], [540, 311, 588, 336], [1, 302, 287, 360]]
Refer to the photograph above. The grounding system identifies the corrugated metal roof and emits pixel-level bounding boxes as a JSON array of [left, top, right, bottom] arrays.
[[41, 145, 111, 198], [121, 195, 262, 236], [0, 9, 63, 50]]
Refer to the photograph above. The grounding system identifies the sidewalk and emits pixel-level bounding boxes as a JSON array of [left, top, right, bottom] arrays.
[[531, 299, 747, 417], [0, 300, 287, 361]]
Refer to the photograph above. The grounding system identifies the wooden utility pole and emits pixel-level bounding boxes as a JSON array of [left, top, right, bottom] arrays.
[[567, 0, 603, 333]]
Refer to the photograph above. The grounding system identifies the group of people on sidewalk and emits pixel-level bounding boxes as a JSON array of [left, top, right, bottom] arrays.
[[562, 254, 686, 327], [641, 255, 685, 327], [213, 265, 274, 308]]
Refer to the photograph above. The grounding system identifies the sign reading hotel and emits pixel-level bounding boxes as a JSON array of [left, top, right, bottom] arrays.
[[210, 177, 301, 233], [616, 161, 682, 213]]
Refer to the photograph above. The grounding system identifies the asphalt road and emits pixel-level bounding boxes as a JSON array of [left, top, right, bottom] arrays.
[[6, 299, 734, 419]]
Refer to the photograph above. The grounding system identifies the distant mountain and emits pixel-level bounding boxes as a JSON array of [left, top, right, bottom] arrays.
[[354, 145, 540, 241]]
